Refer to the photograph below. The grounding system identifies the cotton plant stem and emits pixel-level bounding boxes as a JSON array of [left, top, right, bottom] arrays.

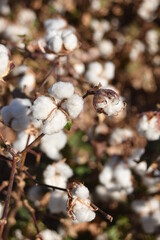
[[23, 199, 43, 240], [0, 156, 17, 239], [20, 133, 45, 155]]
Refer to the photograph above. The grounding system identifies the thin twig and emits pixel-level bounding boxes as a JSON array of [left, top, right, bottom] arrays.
[[24, 170, 67, 192], [20, 133, 44, 155], [0, 156, 17, 239]]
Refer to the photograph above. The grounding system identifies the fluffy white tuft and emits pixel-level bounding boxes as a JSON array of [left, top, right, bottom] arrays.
[[48, 81, 74, 101]]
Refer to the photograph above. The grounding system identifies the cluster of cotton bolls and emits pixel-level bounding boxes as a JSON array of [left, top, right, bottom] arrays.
[[0, 44, 11, 80], [44, 18, 78, 53], [138, 0, 160, 21], [85, 61, 115, 87], [68, 183, 96, 223], [0, 8, 36, 46], [31, 81, 84, 134], [96, 157, 133, 201], [91, 19, 111, 42], [43, 161, 73, 214], [137, 112, 160, 141], [131, 197, 160, 234]]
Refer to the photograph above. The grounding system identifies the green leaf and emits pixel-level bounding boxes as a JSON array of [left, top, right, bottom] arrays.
[[65, 120, 72, 131]]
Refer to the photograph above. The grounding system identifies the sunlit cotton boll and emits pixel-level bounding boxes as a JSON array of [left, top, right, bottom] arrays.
[[40, 130, 67, 160], [103, 62, 115, 80], [72, 184, 90, 200], [4, 24, 29, 43], [109, 128, 133, 145], [61, 94, 84, 119], [42, 109, 67, 134], [72, 200, 96, 223], [17, 8, 36, 25], [48, 81, 74, 101], [40, 229, 62, 240], [98, 40, 114, 57], [93, 89, 125, 116], [48, 191, 67, 214], [63, 32, 78, 51], [44, 18, 67, 31], [32, 96, 56, 120], [13, 131, 35, 152], [18, 73, 36, 93], [137, 114, 160, 141], [48, 35, 63, 53]]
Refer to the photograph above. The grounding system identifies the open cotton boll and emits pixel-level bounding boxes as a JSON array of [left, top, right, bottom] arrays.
[[85, 71, 107, 87], [44, 18, 67, 31], [103, 62, 115, 80], [43, 164, 56, 180], [48, 35, 63, 53], [55, 162, 73, 179], [10, 98, 31, 118], [73, 62, 85, 75], [72, 201, 96, 223], [63, 33, 78, 51], [17, 8, 36, 25], [48, 191, 67, 214], [62, 94, 84, 119], [42, 109, 67, 134], [13, 131, 35, 152], [73, 184, 89, 199], [11, 115, 30, 132], [1, 106, 12, 125], [32, 96, 56, 120], [4, 24, 29, 42], [18, 73, 36, 93], [99, 165, 113, 187], [40, 229, 62, 240], [109, 128, 133, 145], [0, 44, 8, 54], [88, 62, 103, 75], [48, 81, 74, 101], [0, 52, 9, 77], [40, 131, 67, 160], [114, 164, 132, 188], [98, 40, 114, 57]]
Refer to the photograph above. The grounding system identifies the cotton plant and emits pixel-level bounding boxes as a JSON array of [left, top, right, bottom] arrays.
[[85, 61, 115, 87], [31, 81, 84, 135], [137, 112, 160, 141], [43, 17, 78, 53], [96, 157, 133, 201], [131, 197, 160, 234], [40, 130, 67, 160], [0, 44, 13, 81]]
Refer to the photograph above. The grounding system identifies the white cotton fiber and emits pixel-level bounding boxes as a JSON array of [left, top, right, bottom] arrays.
[[48, 81, 74, 101]]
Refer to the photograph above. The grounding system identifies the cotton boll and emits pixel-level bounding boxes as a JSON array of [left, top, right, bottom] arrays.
[[88, 62, 103, 75], [48, 81, 74, 100], [48, 35, 63, 53], [4, 24, 29, 42], [13, 131, 35, 152], [18, 73, 36, 93], [42, 109, 67, 134], [11, 115, 30, 131], [98, 40, 114, 57], [43, 164, 56, 180], [73, 62, 85, 75], [32, 96, 56, 120], [12, 65, 28, 76], [73, 185, 89, 199], [48, 191, 67, 214], [40, 130, 67, 160], [17, 8, 36, 25], [44, 18, 67, 31], [0, 17, 8, 33], [99, 165, 113, 187], [114, 164, 132, 188], [103, 62, 115, 80], [0, 52, 9, 77], [62, 94, 84, 119], [0, 44, 8, 54], [61, 29, 73, 38], [56, 162, 73, 179], [72, 201, 96, 223], [10, 98, 31, 118], [40, 229, 62, 240], [1, 106, 12, 125], [63, 33, 78, 51], [109, 128, 133, 145]]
